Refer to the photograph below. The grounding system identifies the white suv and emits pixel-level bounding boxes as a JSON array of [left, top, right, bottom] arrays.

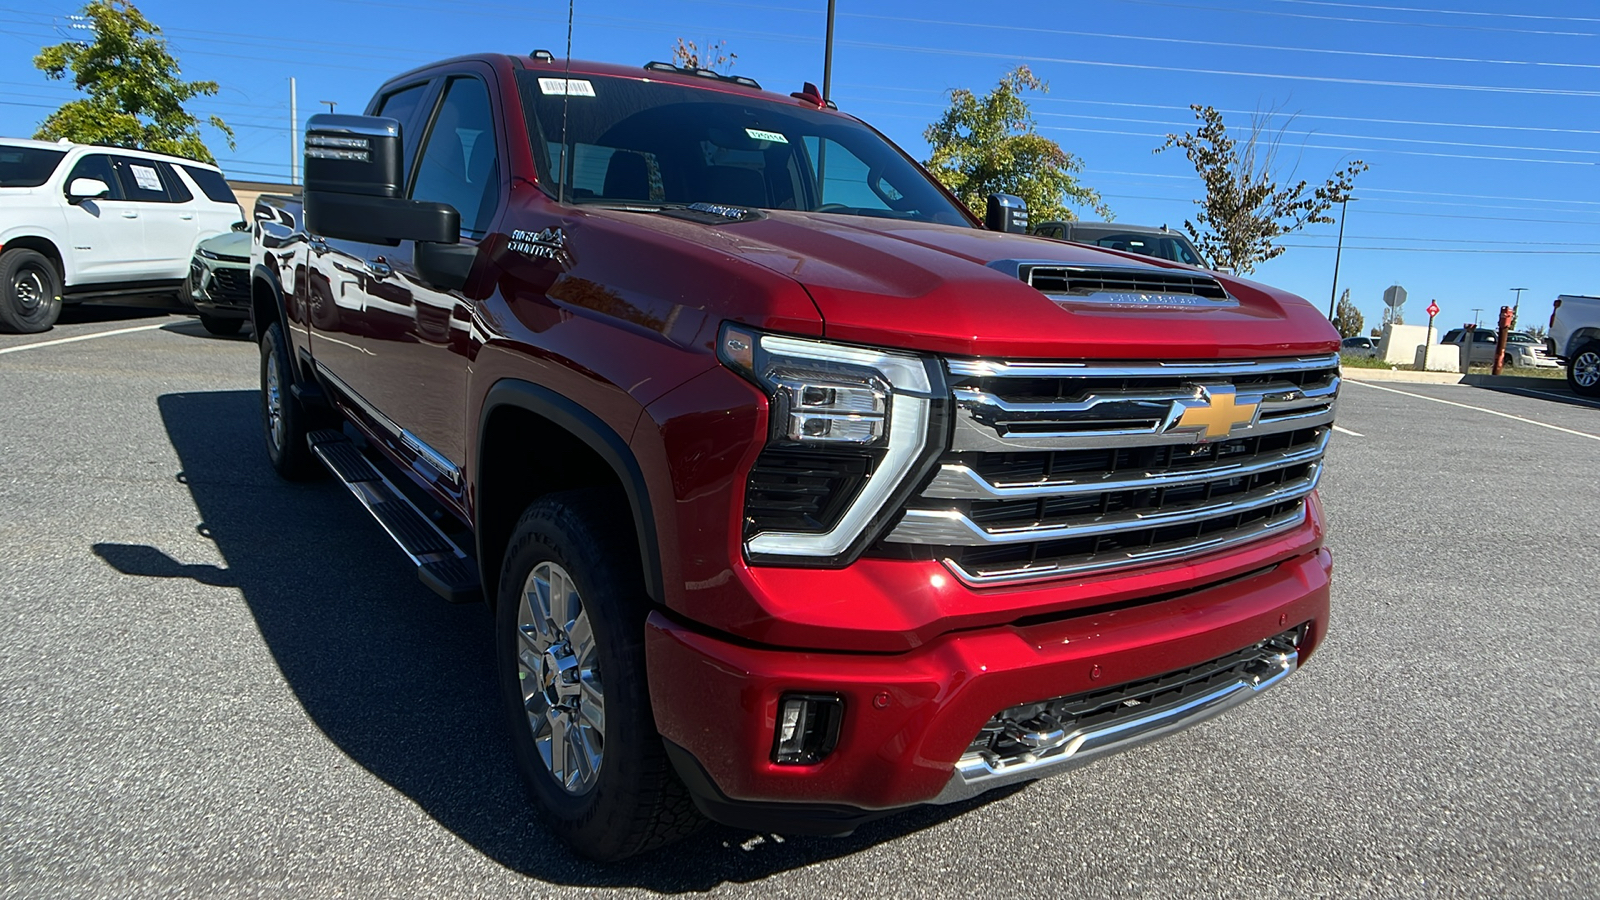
[[0, 138, 244, 333]]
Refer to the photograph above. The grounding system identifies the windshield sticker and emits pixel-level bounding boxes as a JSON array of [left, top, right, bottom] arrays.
[[744, 128, 788, 144], [538, 78, 595, 97], [509, 227, 572, 267], [129, 164, 162, 191]]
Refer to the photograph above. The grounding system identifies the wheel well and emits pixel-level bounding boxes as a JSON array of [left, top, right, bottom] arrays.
[[2, 237, 64, 282], [1568, 328, 1600, 357], [251, 273, 280, 339], [477, 405, 639, 606]]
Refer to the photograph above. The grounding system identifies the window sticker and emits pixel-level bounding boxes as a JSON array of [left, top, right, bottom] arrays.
[[129, 164, 162, 191], [745, 128, 788, 144], [538, 78, 595, 97]]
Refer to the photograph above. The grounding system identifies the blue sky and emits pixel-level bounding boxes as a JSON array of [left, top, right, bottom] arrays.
[[4, 0, 1597, 332]]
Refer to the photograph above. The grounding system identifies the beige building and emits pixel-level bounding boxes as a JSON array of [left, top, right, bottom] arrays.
[[226, 179, 299, 219]]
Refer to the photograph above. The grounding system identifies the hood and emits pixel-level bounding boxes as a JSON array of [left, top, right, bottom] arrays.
[[586, 208, 1339, 360], [197, 230, 251, 260]]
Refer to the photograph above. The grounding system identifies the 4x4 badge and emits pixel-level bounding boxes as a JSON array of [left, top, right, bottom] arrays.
[[1169, 384, 1260, 440], [509, 227, 572, 267]]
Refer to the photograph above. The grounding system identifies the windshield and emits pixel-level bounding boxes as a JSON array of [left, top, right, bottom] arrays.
[[0, 145, 67, 188], [1509, 332, 1537, 343], [1084, 231, 1204, 266], [516, 72, 972, 226]]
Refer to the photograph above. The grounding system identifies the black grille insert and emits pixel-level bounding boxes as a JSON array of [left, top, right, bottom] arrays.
[[1024, 265, 1230, 301]]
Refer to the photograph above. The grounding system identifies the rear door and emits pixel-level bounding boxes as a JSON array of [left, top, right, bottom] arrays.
[[109, 156, 191, 281], [59, 153, 146, 285]]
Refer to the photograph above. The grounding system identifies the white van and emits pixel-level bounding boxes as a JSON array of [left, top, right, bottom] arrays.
[[0, 138, 244, 333]]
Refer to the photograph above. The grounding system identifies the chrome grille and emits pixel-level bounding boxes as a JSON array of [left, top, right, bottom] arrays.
[[880, 355, 1338, 585]]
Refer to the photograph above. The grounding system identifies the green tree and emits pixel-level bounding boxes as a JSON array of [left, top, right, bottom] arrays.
[[924, 66, 1108, 224], [33, 0, 232, 163], [672, 38, 736, 73], [1156, 105, 1365, 274], [1332, 288, 1364, 338]]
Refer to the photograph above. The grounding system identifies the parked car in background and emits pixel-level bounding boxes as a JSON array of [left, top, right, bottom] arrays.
[[1548, 294, 1600, 396], [185, 226, 251, 335], [1441, 328, 1560, 369], [1340, 336, 1378, 358], [0, 137, 243, 333], [1031, 221, 1208, 268]]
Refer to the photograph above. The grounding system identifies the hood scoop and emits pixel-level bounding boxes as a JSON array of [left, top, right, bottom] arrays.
[[995, 259, 1238, 309]]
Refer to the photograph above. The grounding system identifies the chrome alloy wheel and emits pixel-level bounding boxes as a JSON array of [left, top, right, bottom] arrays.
[[517, 560, 605, 794], [11, 265, 47, 313], [264, 349, 286, 452], [1574, 350, 1600, 389]]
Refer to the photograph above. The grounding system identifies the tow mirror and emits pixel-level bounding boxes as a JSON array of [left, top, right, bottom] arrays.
[[67, 178, 110, 203], [985, 193, 1029, 234], [302, 113, 460, 246]]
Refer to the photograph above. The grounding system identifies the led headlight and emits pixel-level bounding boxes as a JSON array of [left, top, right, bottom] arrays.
[[719, 324, 940, 562]]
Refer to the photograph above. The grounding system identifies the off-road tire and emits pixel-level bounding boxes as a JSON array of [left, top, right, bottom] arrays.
[[496, 489, 702, 861], [1568, 341, 1600, 398], [0, 248, 63, 334], [259, 321, 321, 480], [200, 314, 244, 336]]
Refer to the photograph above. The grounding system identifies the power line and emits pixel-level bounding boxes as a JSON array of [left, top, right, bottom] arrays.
[[1259, 0, 1600, 25], [1121, 0, 1600, 37]]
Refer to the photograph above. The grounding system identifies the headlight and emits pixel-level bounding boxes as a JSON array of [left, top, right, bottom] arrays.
[[718, 324, 942, 563], [196, 247, 222, 260]]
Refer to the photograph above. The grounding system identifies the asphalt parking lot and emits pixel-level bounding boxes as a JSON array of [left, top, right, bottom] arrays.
[[2, 311, 1597, 899]]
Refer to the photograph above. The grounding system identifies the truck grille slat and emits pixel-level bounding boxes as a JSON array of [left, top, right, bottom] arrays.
[[878, 355, 1339, 586]]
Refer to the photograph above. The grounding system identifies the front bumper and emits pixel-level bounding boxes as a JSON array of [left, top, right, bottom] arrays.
[[646, 544, 1331, 832], [188, 257, 251, 316]]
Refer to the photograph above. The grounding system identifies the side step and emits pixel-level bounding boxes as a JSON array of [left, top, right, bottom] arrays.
[[307, 429, 481, 603]]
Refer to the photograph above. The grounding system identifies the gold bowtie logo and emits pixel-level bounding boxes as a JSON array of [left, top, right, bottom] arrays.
[[1175, 386, 1259, 439]]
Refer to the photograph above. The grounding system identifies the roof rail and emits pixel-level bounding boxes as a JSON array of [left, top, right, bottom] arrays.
[[642, 61, 761, 90]]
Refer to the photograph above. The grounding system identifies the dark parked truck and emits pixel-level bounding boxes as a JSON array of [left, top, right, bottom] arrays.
[[250, 53, 1340, 860]]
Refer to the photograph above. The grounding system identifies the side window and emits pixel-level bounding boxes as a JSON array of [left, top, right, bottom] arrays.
[[112, 157, 173, 203], [375, 81, 431, 187], [158, 162, 193, 203], [64, 154, 122, 200], [181, 165, 238, 204], [411, 76, 499, 239]]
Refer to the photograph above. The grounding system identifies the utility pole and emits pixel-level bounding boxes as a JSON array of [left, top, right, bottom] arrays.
[[1509, 286, 1527, 328], [823, 0, 836, 103], [1326, 196, 1353, 320], [289, 77, 299, 185], [1471, 307, 1483, 327]]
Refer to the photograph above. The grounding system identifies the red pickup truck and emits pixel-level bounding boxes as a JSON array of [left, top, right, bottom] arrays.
[[250, 52, 1338, 860]]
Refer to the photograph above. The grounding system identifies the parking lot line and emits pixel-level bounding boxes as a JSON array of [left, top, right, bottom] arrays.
[[0, 323, 167, 356], [1347, 380, 1600, 443], [1332, 425, 1364, 437], [1498, 386, 1600, 411]]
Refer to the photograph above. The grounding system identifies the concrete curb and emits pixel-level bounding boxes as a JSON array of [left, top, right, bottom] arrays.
[[1343, 368, 1567, 389]]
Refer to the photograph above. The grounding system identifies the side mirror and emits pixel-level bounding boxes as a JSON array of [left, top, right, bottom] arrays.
[[230, 220, 249, 232], [985, 193, 1029, 234], [415, 241, 477, 292], [302, 113, 460, 245], [67, 178, 110, 203]]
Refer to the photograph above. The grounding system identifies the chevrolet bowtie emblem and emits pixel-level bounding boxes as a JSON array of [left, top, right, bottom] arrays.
[[1173, 385, 1259, 440]]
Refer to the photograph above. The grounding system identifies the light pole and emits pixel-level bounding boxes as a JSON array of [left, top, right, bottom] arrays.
[[1471, 308, 1483, 326], [1510, 286, 1527, 328], [1326, 196, 1355, 321], [319, 100, 337, 113]]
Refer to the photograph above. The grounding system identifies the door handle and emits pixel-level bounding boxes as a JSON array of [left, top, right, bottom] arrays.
[[122, 211, 139, 219], [180, 213, 195, 220], [365, 258, 392, 278]]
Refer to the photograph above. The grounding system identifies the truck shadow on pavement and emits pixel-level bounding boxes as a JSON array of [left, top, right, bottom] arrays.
[[150, 389, 1005, 890]]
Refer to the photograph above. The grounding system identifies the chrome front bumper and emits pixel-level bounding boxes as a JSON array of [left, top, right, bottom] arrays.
[[930, 634, 1300, 805]]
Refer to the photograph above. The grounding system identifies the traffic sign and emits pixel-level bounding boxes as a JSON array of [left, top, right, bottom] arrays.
[[1426, 300, 1440, 317]]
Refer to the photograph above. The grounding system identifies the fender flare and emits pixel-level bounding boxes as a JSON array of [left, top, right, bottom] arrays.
[[477, 379, 664, 603]]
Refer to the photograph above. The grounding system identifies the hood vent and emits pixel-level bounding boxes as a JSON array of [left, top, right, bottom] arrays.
[[1020, 263, 1234, 306]]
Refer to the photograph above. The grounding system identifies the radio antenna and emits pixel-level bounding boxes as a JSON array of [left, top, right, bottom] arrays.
[[558, 0, 574, 205]]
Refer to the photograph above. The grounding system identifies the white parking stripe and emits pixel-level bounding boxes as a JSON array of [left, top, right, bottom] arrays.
[[1332, 425, 1365, 437], [1347, 380, 1600, 443], [0, 323, 167, 356], [1499, 386, 1600, 410]]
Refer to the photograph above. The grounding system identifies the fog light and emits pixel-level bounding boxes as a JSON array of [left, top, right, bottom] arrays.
[[771, 693, 842, 765]]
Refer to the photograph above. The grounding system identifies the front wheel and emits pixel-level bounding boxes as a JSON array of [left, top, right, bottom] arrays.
[[496, 489, 701, 860], [0, 248, 63, 334], [1568, 342, 1600, 397], [259, 321, 321, 480]]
